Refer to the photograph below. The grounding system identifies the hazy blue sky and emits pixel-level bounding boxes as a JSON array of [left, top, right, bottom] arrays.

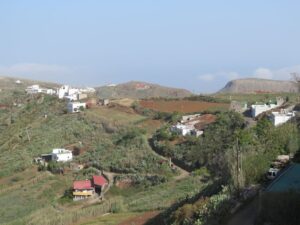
[[1, 1, 300, 93]]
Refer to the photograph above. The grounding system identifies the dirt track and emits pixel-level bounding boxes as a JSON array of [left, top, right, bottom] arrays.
[[117, 211, 160, 225], [226, 197, 259, 225]]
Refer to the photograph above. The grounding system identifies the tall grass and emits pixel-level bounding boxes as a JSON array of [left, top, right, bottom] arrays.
[[13, 200, 115, 225]]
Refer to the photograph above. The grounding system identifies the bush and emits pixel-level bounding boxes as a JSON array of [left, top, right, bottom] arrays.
[[114, 174, 168, 188], [192, 167, 211, 178], [47, 161, 63, 174], [110, 198, 126, 213]]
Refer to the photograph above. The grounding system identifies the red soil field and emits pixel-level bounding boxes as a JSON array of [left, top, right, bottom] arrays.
[[139, 100, 229, 113]]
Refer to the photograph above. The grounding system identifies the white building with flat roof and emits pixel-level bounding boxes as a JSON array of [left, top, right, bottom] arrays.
[[26, 85, 55, 95], [52, 149, 73, 162], [270, 111, 295, 126], [67, 102, 86, 113]]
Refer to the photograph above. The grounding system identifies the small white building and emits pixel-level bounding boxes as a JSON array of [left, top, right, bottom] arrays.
[[171, 114, 216, 137], [41, 88, 56, 95], [52, 149, 73, 162], [171, 124, 193, 136], [15, 80, 22, 84], [171, 123, 204, 137], [270, 110, 295, 126], [80, 87, 96, 93], [251, 97, 285, 118], [67, 102, 86, 113], [107, 84, 117, 87], [100, 99, 110, 106]]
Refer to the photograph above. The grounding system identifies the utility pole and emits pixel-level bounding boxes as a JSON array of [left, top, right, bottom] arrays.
[[26, 127, 31, 142], [236, 137, 240, 195]]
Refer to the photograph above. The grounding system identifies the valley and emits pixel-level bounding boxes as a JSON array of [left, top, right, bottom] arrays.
[[0, 77, 300, 225]]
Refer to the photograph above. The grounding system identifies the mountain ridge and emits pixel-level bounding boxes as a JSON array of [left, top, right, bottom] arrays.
[[218, 78, 298, 93]]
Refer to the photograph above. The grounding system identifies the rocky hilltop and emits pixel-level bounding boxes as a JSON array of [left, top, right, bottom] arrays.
[[219, 78, 298, 93], [95, 81, 192, 99]]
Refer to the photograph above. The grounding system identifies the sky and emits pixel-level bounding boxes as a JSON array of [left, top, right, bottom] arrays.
[[1, 0, 300, 93]]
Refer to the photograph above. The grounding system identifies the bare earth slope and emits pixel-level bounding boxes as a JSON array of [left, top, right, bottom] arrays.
[[219, 78, 298, 93], [95, 81, 192, 99]]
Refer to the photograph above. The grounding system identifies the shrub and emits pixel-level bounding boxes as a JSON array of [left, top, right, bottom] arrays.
[[47, 161, 63, 174], [110, 198, 126, 213]]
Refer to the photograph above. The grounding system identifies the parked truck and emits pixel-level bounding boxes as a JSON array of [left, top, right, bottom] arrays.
[[267, 155, 290, 180]]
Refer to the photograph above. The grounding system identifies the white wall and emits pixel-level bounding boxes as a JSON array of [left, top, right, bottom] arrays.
[[52, 149, 73, 162], [67, 102, 86, 113], [251, 104, 277, 117], [271, 112, 295, 126]]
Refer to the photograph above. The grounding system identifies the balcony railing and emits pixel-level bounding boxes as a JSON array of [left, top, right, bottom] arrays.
[[73, 191, 94, 196]]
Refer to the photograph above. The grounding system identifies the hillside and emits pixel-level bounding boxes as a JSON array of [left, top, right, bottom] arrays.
[[0, 86, 205, 225], [95, 81, 192, 99], [0, 76, 60, 90], [218, 78, 298, 93], [1, 78, 300, 225]]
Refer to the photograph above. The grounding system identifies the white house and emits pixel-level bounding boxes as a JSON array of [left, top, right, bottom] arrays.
[[57, 85, 81, 100], [26, 84, 42, 94], [15, 80, 22, 84], [251, 104, 277, 117], [171, 124, 194, 136], [270, 111, 295, 126], [67, 102, 86, 113], [171, 114, 216, 137], [26, 85, 55, 95], [171, 123, 204, 137], [52, 149, 73, 162]]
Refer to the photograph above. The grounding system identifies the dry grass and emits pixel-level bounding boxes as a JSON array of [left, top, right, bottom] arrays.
[[111, 98, 136, 107], [139, 100, 229, 113]]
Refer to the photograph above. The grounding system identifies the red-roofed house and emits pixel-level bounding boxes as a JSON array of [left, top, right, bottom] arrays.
[[92, 175, 108, 194], [73, 180, 94, 201]]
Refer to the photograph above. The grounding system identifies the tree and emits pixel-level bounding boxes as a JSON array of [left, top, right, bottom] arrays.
[[291, 72, 300, 92]]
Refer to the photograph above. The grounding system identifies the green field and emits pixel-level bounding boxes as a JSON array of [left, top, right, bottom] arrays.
[[78, 213, 140, 225], [215, 92, 300, 104]]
